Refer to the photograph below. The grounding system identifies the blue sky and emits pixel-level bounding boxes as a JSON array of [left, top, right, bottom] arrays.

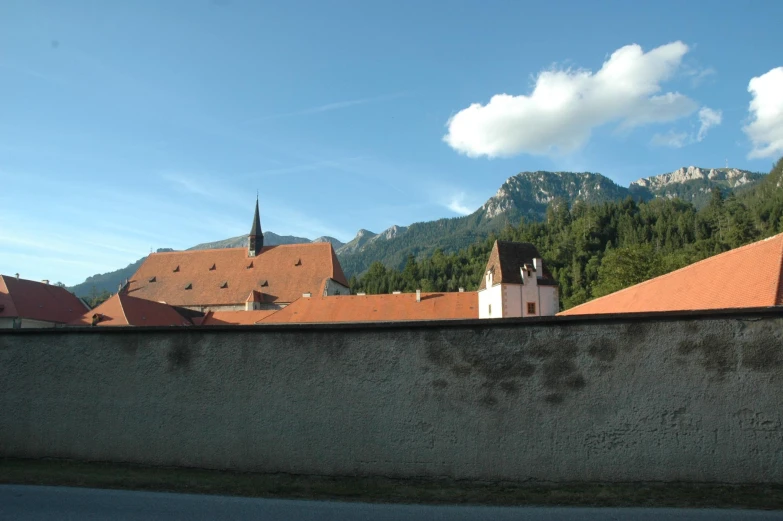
[[1, 0, 782, 285]]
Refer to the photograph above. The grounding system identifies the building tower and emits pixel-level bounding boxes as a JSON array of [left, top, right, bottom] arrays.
[[248, 196, 264, 257]]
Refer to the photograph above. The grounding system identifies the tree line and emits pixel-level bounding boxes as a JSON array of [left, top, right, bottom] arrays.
[[351, 158, 783, 310]]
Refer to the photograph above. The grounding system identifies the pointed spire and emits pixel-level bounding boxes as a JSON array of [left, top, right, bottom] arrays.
[[248, 194, 264, 257], [250, 194, 263, 237]]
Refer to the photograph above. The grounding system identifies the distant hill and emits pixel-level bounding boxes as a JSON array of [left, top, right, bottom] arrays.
[[68, 166, 765, 296]]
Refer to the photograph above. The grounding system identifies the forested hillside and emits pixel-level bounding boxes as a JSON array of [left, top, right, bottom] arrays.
[[352, 158, 783, 310]]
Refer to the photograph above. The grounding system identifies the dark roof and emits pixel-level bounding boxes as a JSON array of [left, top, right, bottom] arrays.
[[250, 197, 263, 237], [0, 275, 89, 324], [478, 241, 557, 290]]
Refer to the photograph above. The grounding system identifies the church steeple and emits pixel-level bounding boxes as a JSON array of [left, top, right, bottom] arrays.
[[248, 196, 264, 257]]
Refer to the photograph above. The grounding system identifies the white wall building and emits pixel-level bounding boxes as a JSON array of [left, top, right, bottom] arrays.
[[478, 241, 559, 319]]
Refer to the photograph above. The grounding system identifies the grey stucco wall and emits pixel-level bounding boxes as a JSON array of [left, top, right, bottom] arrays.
[[1, 311, 782, 483]]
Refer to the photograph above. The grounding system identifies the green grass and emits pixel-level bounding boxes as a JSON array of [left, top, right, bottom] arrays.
[[1, 458, 782, 509]]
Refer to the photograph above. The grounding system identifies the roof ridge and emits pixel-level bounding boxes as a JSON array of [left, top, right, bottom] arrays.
[[566, 233, 783, 313], [116, 293, 130, 325], [775, 235, 783, 305], [0, 275, 15, 309]]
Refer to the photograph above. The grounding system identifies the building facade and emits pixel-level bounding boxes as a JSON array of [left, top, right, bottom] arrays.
[[478, 241, 559, 319]]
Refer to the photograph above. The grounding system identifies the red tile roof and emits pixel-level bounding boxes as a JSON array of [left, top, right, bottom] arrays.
[[560, 233, 783, 316], [69, 293, 192, 326], [125, 243, 349, 307], [478, 241, 556, 290], [0, 275, 88, 324], [201, 309, 279, 325], [259, 292, 478, 324]]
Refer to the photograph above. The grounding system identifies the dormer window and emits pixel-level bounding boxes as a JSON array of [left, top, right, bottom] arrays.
[[220, 281, 228, 289], [185, 283, 192, 290], [209, 264, 216, 271], [246, 261, 254, 269], [148, 276, 156, 283], [294, 258, 301, 266], [173, 265, 180, 273], [259, 280, 268, 287]]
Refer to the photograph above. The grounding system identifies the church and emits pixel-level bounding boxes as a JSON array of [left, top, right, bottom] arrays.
[[123, 199, 350, 312]]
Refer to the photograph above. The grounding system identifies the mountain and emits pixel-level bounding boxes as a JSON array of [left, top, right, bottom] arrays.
[[336, 171, 637, 276], [481, 171, 633, 219], [630, 167, 764, 208], [188, 231, 312, 251], [312, 236, 345, 249], [68, 166, 766, 297], [68, 248, 174, 298], [335, 229, 378, 256]]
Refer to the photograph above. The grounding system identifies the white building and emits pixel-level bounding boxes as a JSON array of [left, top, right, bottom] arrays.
[[478, 241, 559, 319]]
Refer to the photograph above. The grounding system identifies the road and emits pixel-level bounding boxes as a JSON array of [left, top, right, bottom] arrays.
[[1, 485, 782, 520]]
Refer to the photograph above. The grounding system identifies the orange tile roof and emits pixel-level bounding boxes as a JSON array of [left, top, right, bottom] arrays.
[[259, 292, 478, 324], [0, 275, 89, 324], [560, 233, 783, 316], [201, 309, 279, 325], [125, 243, 349, 307], [69, 293, 193, 326]]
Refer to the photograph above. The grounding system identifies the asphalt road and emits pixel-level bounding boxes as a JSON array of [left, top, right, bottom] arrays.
[[2, 485, 783, 521]]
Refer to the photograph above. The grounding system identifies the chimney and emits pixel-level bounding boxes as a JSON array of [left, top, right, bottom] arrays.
[[41, 279, 49, 285], [302, 292, 312, 298], [416, 289, 421, 302], [15, 273, 19, 279], [533, 258, 543, 277], [458, 287, 465, 292]]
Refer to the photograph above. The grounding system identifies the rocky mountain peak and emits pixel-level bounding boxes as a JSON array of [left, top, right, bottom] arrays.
[[631, 167, 759, 190], [480, 171, 629, 220]]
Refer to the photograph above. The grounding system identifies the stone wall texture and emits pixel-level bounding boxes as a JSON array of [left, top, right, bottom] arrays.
[[2, 311, 782, 483]]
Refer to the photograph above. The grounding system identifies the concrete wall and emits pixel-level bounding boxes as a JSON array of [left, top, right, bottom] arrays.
[[2, 310, 783, 484]]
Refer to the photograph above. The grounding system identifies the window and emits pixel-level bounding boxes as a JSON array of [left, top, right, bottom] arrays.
[[527, 302, 536, 315], [488, 304, 492, 315]]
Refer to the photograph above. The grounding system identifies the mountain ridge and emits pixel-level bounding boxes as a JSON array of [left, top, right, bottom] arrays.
[[67, 166, 765, 297]]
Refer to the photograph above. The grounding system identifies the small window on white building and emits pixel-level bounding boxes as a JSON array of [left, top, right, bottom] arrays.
[[488, 304, 492, 315], [527, 302, 536, 315]]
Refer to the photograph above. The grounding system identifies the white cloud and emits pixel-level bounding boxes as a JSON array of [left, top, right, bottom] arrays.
[[650, 106, 721, 148], [651, 131, 689, 148], [444, 42, 699, 158], [744, 67, 783, 159], [446, 193, 473, 215], [697, 107, 722, 141]]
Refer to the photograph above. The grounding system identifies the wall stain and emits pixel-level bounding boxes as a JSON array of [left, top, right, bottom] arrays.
[[167, 344, 192, 372], [544, 393, 564, 405], [624, 322, 651, 344], [741, 332, 782, 371], [432, 379, 448, 389], [479, 394, 498, 407], [499, 380, 520, 394], [678, 334, 737, 376], [588, 342, 617, 362]]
